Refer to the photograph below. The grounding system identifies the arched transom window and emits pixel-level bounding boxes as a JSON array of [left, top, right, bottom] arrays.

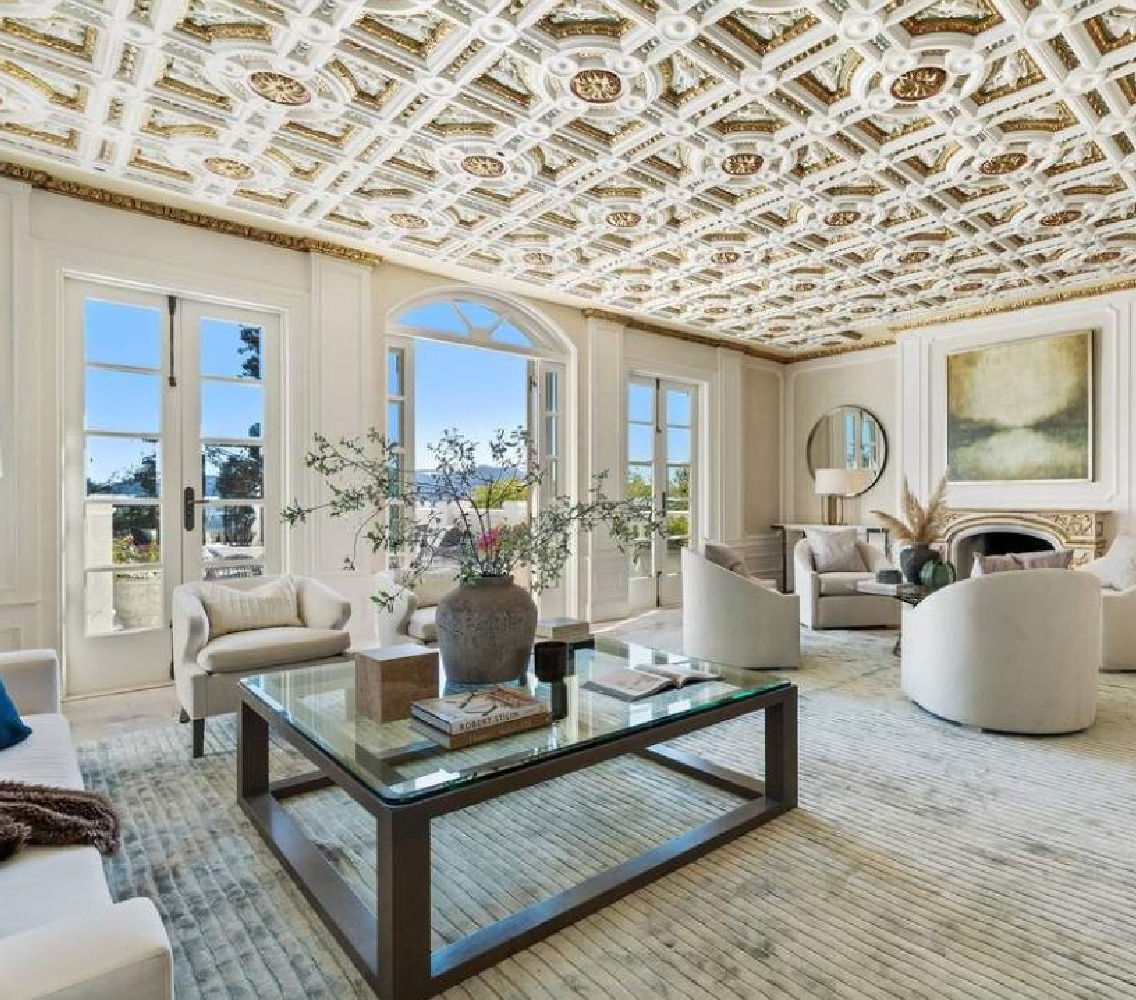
[[390, 296, 565, 358]]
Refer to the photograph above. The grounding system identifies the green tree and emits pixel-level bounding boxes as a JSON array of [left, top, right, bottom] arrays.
[[238, 326, 261, 379], [468, 476, 527, 509]]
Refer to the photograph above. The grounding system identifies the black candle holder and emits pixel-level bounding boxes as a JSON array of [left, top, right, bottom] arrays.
[[533, 640, 569, 683]]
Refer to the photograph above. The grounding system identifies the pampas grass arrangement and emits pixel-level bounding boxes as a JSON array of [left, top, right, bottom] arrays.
[[870, 475, 950, 546]]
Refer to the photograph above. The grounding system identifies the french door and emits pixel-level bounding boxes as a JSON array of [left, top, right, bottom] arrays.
[[627, 377, 697, 611], [63, 280, 282, 695]]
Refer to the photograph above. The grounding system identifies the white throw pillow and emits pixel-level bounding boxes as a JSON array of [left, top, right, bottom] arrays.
[[804, 529, 866, 574], [199, 577, 302, 638]]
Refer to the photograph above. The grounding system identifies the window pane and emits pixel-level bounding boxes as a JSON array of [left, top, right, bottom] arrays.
[[492, 321, 533, 347], [544, 370, 559, 412], [667, 427, 692, 464], [388, 401, 403, 446], [667, 464, 690, 502], [666, 389, 693, 428], [202, 446, 263, 499], [455, 300, 499, 328], [202, 505, 264, 558], [628, 382, 653, 423], [543, 415, 558, 457], [628, 423, 653, 463], [397, 302, 467, 335], [627, 463, 653, 500], [388, 348, 404, 397], [201, 381, 264, 439], [85, 369, 160, 433], [85, 504, 160, 567], [86, 436, 159, 497], [84, 299, 161, 369], [86, 569, 163, 634], [200, 319, 262, 380]]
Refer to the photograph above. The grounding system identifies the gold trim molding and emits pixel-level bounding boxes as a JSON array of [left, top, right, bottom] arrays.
[[0, 161, 382, 265]]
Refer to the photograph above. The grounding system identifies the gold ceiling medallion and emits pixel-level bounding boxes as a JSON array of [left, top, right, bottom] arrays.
[[461, 154, 506, 178], [606, 210, 642, 228], [889, 66, 949, 102], [1086, 250, 1121, 263], [204, 156, 255, 180], [979, 152, 1028, 175], [721, 153, 764, 176], [569, 69, 622, 104], [522, 251, 554, 266], [390, 213, 429, 230], [248, 71, 312, 106], [1040, 209, 1082, 226], [824, 210, 861, 227], [711, 250, 741, 264], [899, 250, 932, 264]]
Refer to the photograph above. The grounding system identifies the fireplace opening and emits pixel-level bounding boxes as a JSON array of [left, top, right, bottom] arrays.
[[953, 529, 1056, 579]]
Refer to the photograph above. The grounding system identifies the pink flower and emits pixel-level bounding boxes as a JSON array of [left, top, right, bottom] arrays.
[[476, 526, 505, 555]]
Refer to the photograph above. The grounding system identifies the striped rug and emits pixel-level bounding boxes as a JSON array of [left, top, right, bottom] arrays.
[[78, 617, 1136, 999]]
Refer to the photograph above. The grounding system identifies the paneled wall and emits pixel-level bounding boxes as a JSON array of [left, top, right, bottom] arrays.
[[785, 294, 1136, 539], [0, 178, 784, 691]]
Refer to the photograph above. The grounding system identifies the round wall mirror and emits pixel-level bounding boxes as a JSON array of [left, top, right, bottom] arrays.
[[806, 406, 888, 496]]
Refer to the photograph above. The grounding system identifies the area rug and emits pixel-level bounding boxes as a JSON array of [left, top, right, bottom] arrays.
[[78, 619, 1136, 999]]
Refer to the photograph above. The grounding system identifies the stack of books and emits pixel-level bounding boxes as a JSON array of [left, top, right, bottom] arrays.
[[535, 617, 592, 643], [410, 686, 551, 749]]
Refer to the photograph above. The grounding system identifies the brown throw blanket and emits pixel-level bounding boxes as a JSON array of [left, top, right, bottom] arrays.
[[0, 781, 119, 862]]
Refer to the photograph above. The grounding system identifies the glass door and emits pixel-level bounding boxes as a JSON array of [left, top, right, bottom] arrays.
[[626, 377, 697, 611], [64, 281, 281, 695]]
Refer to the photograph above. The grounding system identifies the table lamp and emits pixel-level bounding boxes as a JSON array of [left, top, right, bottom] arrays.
[[814, 467, 870, 525]]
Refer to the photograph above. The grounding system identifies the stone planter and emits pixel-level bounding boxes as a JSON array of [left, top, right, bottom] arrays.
[[113, 571, 162, 630], [435, 575, 538, 685]]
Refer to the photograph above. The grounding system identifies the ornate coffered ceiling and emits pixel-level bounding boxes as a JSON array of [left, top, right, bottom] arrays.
[[4, 0, 1136, 354]]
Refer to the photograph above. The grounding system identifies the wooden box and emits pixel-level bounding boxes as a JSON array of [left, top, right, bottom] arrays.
[[354, 645, 440, 723]]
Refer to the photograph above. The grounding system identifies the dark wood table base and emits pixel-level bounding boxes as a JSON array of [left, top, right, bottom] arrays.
[[238, 685, 798, 1000]]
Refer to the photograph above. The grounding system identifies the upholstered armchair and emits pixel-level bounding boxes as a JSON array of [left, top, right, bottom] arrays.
[[682, 548, 800, 670], [1082, 537, 1136, 671], [373, 567, 460, 647], [901, 569, 1100, 733], [173, 575, 351, 757], [793, 538, 900, 630]]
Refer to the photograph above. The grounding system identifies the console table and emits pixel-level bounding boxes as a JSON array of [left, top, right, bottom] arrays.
[[771, 522, 892, 593]]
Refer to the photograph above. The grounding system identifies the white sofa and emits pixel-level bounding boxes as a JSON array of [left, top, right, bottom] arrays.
[[0, 649, 174, 1000], [793, 538, 900, 630], [374, 567, 460, 647], [901, 570, 1101, 734], [682, 548, 800, 670], [173, 575, 351, 757]]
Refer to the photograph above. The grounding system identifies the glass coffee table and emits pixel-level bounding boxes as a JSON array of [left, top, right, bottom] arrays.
[[238, 636, 797, 1000]]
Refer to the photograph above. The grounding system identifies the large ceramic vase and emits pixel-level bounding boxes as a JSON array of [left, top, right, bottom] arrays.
[[435, 575, 538, 685], [899, 544, 940, 585]]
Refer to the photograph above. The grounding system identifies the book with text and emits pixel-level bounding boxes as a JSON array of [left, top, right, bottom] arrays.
[[410, 685, 549, 735]]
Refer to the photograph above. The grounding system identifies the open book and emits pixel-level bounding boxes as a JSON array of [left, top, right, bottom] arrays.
[[581, 664, 722, 702]]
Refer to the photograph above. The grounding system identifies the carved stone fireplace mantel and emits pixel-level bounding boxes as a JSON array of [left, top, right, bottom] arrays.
[[939, 509, 1110, 570]]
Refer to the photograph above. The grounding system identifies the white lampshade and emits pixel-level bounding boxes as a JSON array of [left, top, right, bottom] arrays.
[[815, 467, 873, 497]]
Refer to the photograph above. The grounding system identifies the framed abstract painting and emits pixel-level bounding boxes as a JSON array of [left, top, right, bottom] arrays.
[[946, 331, 1093, 483]]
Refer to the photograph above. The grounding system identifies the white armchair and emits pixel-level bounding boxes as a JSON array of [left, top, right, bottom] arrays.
[[173, 574, 351, 757], [901, 570, 1101, 734], [794, 539, 900, 630], [682, 548, 800, 670], [1101, 588, 1136, 671], [373, 567, 460, 647]]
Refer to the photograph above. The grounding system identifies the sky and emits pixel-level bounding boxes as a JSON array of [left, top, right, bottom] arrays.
[[84, 299, 263, 487], [83, 296, 528, 487], [412, 337, 528, 469]]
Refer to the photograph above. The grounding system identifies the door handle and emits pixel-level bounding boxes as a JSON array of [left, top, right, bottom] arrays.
[[183, 486, 208, 531]]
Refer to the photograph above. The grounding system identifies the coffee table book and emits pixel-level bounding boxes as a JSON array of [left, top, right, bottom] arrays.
[[410, 685, 551, 749], [353, 644, 439, 723], [536, 617, 592, 642]]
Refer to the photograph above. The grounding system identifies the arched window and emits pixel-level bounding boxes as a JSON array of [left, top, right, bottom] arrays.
[[389, 293, 567, 359]]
